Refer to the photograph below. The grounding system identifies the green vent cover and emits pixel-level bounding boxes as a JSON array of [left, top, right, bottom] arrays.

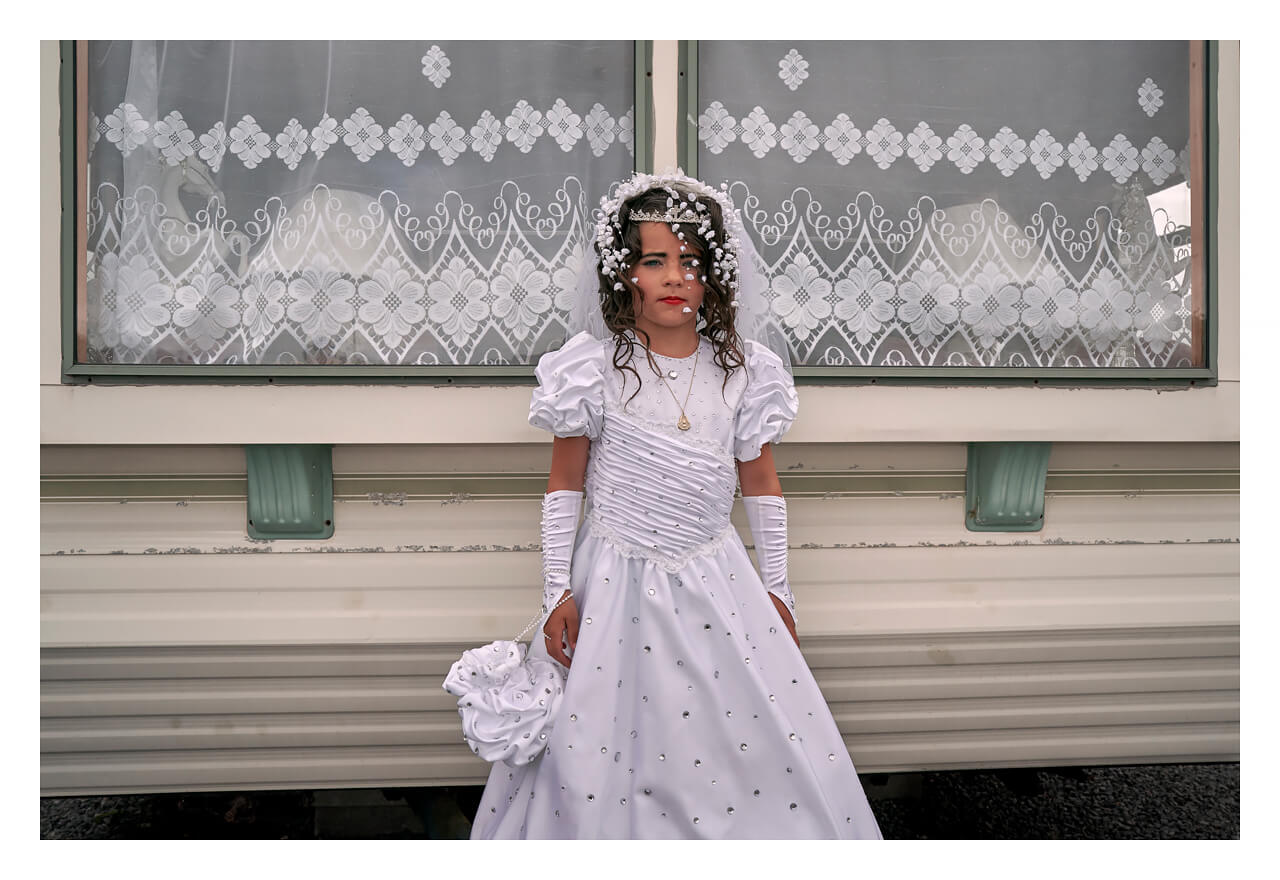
[[965, 442, 1052, 532], [245, 445, 334, 540]]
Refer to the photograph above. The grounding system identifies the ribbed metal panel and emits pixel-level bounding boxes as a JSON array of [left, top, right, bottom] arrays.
[[39, 442, 1239, 794], [40, 625, 1238, 794], [40, 541, 1238, 647]]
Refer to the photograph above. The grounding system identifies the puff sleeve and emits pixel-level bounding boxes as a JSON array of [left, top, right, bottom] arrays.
[[528, 331, 607, 440], [733, 340, 800, 462]]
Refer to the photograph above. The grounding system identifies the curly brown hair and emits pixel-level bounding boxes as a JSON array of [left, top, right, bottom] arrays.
[[595, 183, 746, 406]]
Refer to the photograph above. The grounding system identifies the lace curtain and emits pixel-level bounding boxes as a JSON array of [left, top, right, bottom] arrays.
[[696, 41, 1197, 369], [85, 40, 636, 366]]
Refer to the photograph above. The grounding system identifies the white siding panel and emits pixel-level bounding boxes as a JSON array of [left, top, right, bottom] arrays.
[[41, 623, 1238, 793], [41, 493, 1239, 556], [42, 542, 1237, 647], [40, 442, 1238, 792], [42, 629, 1239, 793], [841, 723, 1239, 773], [42, 692, 1236, 754]]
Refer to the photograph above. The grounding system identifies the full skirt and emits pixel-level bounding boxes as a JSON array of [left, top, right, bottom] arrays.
[[469, 524, 882, 839]]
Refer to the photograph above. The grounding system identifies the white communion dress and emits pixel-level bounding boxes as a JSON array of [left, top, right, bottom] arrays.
[[469, 329, 882, 840]]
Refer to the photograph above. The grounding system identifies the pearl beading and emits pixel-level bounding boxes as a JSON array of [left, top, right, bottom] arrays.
[[584, 411, 738, 572]]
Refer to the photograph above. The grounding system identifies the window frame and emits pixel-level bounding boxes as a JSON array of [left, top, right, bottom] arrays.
[[58, 39, 655, 385], [679, 40, 1219, 388]]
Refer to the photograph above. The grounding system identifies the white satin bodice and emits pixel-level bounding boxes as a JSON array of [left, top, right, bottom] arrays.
[[584, 409, 739, 573], [602, 332, 745, 457], [529, 329, 799, 570]]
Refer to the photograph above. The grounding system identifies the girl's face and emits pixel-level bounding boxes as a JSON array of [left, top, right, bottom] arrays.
[[629, 221, 705, 338]]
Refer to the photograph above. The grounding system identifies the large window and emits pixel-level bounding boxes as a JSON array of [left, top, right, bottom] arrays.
[[691, 41, 1209, 373], [78, 41, 639, 370], [65, 41, 1214, 381]]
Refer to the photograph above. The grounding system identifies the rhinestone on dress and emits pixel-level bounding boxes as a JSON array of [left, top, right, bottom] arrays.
[[570, 714, 577, 721], [668, 370, 678, 379], [740, 743, 747, 750], [828, 754, 837, 761], [658, 753, 666, 761]]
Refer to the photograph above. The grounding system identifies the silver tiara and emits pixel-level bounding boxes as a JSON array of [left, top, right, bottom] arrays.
[[628, 207, 697, 224], [595, 170, 743, 296]]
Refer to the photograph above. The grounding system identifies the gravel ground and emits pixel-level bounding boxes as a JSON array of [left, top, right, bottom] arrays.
[[40, 763, 1239, 839]]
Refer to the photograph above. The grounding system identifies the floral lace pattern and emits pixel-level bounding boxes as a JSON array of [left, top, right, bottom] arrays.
[[719, 184, 1194, 368], [697, 42, 1195, 370], [86, 41, 637, 368], [85, 178, 605, 366], [699, 102, 1184, 186], [92, 101, 634, 168]]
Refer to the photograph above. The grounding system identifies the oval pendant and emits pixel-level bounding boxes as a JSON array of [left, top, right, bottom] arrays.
[[677, 415, 691, 431]]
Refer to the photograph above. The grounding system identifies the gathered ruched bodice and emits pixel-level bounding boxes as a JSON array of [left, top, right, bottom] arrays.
[[584, 410, 739, 572], [529, 329, 798, 569]]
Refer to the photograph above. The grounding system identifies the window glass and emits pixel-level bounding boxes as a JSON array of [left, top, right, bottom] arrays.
[[696, 41, 1201, 368], [85, 40, 635, 366]]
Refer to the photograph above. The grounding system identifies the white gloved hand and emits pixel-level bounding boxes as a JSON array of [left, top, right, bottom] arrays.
[[540, 489, 583, 614], [742, 494, 797, 625]]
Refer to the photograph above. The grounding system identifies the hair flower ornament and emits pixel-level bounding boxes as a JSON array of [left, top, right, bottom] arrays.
[[564, 168, 792, 376]]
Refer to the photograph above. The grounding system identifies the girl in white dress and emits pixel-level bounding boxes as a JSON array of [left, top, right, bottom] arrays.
[[468, 171, 882, 839]]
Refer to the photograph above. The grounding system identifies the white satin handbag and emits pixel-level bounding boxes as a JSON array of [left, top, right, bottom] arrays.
[[442, 603, 571, 767]]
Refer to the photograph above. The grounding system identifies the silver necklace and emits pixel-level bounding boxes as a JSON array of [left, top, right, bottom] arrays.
[[654, 343, 700, 431]]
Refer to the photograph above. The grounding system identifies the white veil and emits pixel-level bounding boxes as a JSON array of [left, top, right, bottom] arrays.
[[564, 171, 792, 375]]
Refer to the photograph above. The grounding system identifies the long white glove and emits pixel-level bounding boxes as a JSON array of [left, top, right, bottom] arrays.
[[742, 494, 797, 625], [541, 489, 583, 614]]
